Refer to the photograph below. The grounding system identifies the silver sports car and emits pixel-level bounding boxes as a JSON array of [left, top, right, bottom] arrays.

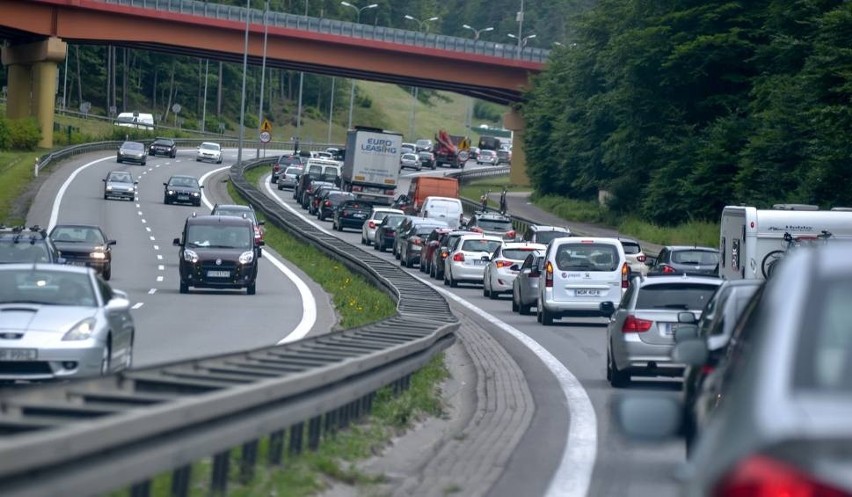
[[0, 264, 135, 381]]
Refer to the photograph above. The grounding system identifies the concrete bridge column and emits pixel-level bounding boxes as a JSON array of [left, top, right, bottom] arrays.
[[1, 37, 67, 148], [503, 106, 529, 187]]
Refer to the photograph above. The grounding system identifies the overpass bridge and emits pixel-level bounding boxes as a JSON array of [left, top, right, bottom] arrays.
[[0, 0, 549, 183]]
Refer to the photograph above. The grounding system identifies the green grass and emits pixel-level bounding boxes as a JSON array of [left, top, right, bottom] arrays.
[[0, 150, 44, 225], [459, 175, 531, 204]]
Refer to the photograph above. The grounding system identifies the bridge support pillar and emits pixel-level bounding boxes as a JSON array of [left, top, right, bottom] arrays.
[[503, 107, 529, 187], [1, 37, 67, 148]]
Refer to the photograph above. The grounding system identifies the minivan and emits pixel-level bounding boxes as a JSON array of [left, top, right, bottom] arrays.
[[421, 196, 463, 229], [537, 237, 629, 325]]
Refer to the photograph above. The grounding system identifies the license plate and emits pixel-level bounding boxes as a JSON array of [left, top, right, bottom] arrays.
[[0, 348, 37, 361], [178, 195, 189, 200], [207, 270, 230, 278], [575, 289, 601, 296], [662, 324, 676, 336], [472, 260, 486, 265], [353, 213, 366, 218]]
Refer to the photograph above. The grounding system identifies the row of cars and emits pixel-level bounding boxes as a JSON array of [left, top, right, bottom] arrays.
[[116, 139, 223, 165]]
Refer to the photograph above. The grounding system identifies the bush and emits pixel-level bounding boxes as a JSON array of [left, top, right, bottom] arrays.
[[0, 117, 10, 149], [4, 118, 41, 151]]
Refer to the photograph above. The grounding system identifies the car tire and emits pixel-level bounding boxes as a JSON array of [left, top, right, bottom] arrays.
[[519, 301, 532, 315], [277, 184, 284, 190], [488, 284, 499, 300], [123, 331, 134, 370], [449, 271, 458, 288], [247, 283, 256, 295], [483, 284, 490, 298], [164, 196, 170, 205], [102, 264, 112, 281], [100, 338, 112, 375], [116, 158, 122, 163], [171, 152, 176, 158], [608, 347, 631, 388], [196, 158, 201, 162], [432, 163, 436, 170], [194, 200, 201, 207], [400, 254, 407, 267], [541, 307, 555, 326], [179, 282, 189, 294], [512, 293, 519, 312], [218, 159, 223, 164], [104, 194, 109, 200]]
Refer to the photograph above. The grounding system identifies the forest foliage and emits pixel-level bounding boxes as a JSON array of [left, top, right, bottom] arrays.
[[523, 0, 852, 224]]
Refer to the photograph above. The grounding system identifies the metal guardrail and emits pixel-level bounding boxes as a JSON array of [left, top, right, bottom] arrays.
[[103, 0, 550, 63], [0, 155, 459, 497]]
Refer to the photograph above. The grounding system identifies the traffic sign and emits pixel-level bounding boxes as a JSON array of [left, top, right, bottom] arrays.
[[260, 119, 272, 132], [259, 131, 271, 143]]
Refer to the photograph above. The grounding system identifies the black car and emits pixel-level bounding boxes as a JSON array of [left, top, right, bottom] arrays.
[[164, 175, 203, 206], [148, 138, 177, 158], [271, 155, 303, 183], [307, 184, 339, 214], [316, 191, 355, 221], [417, 151, 436, 170], [647, 245, 720, 276], [173, 215, 261, 295], [0, 225, 63, 264], [373, 214, 408, 252], [116, 141, 147, 165], [332, 199, 373, 232], [48, 224, 116, 280]]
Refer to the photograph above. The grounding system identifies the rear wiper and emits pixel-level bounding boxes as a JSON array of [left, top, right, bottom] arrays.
[[654, 304, 690, 310]]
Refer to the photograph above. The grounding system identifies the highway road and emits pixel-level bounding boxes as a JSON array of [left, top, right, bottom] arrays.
[[256, 164, 686, 497], [25, 148, 335, 368]]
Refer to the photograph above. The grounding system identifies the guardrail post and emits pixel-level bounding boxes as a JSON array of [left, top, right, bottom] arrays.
[[289, 422, 304, 456], [34, 157, 39, 178], [267, 430, 285, 466], [324, 409, 336, 436], [338, 404, 350, 429], [130, 480, 151, 497], [308, 416, 322, 450], [210, 450, 230, 495], [170, 465, 192, 497], [239, 440, 259, 484]]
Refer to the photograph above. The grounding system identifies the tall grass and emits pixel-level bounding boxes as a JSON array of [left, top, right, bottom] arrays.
[[0, 151, 42, 225]]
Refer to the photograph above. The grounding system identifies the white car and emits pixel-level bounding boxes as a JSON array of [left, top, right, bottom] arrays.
[[361, 207, 405, 246], [443, 234, 504, 287], [483, 242, 547, 299], [196, 142, 223, 164], [400, 153, 421, 171]]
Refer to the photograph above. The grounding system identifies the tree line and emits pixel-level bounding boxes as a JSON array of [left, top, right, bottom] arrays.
[[523, 0, 852, 225]]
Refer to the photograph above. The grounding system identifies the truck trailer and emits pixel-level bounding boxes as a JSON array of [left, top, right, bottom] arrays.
[[341, 127, 402, 205]]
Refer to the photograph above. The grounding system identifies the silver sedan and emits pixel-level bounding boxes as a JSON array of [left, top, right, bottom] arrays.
[[0, 264, 135, 381]]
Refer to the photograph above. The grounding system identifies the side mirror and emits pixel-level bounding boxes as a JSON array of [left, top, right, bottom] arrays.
[[105, 296, 130, 311], [678, 311, 697, 324], [107, 240, 117, 246], [599, 301, 616, 318], [113, 289, 129, 300], [257, 241, 265, 247], [672, 339, 709, 366], [199, 185, 204, 189], [674, 323, 699, 342], [614, 393, 683, 442], [257, 220, 265, 226], [163, 182, 168, 186], [57, 256, 67, 265], [173, 237, 181, 246], [134, 181, 139, 185], [102, 179, 107, 183]]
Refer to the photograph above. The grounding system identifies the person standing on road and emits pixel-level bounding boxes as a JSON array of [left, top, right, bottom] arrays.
[[499, 187, 507, 215], [480, 191, 489, 212]]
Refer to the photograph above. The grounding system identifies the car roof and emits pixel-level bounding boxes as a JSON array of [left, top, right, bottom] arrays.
[[213, 204, 252, 211], [475, 212, 511, 220], [635, 274, 723, 287], [457, 233, 504, 242], [185, 215, 253, 227], [169, 174, 198, 180], [0, 262, 92, 275], [664, 245, 718, 251], [50, 224, 102, 231], [531, 225, 570, 232], [551, 236, 622, 245], [501, 242, 547, 250], [200, 141, 220, 146]]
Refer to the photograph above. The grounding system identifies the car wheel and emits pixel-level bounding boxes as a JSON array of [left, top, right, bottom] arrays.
[[608, 347, 631, 388], [171, 152, 176, 158], [247, 283, 256, 295], [512, 292, 519, 313], [142, 161, 147, 166], [218, 159, 223, 164], [449, 270, 458, 288], [100, 339, 112, 375], [116, 158, 122, 163], [104, 194, 109, 200], [179, 282, 189, 294], [488, 283, 499, 300], [541, 306, 555, 326], [164, 196, 170, 205], [102, 264, 112, 281], [400, 254, 407, 267], [519, 301, 532, 315], [195, 200, 201, 207], [277, 184, 284, 190], [483, 283, 490, 298], [123, 331, 134, 370], [196, 158, 201, 162], [432, 163, 436, 170]]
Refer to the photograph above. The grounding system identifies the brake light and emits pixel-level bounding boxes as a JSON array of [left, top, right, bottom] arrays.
[[368, 221, 376, 229], [661, 264, 676, 273], [471, 227, 483, 233], [273, 165, 280, 172], [622, 315, 653, 332], [324, 200, 331, 207], [713, 455, 850, 497], [453, 253, 465, 262], [413, 237, 422, 246], [441, 251, 449, 259], [545, 261, 553, 288], [495, 259, 512, 268], [506, 230, 516, 239], [701, 365, 715, 375], [622, 262, 630, 288], [637, 255, 646, 262]]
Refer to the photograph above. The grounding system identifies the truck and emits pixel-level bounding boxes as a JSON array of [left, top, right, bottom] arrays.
[[394, 176, 460, 215], [434, 130, 470, 168], [478, 136, 501, 152], [719, 204, 852, 280], [341, 126, 402, 205]]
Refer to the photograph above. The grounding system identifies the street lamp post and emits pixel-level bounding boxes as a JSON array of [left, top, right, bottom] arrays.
[[295, 0, 308, 145], [507, 33, 536, 48], [256, 0, 270, 158], [237, 0, 251, 167], [341, 1, 378, 130], [404, 14, 439, 138], [461, 24, 493, 129], [516, 0, 525, 51]]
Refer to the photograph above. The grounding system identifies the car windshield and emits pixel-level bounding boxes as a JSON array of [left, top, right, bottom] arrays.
[[621, 242, 642, 255], [502, 248, 539, 260], [214, 208, 256, 223], [169, 177, 198, 188], [153, 140, 172, 146], [280, 156, 301, 166], [554, 243, 619, 271], [796, 279, 852, 392], [402, 154, 417, 160], [50, 227, 105, 244], [108, 172, 133, 183], [200, 143, 220, 151], [671, 250, 719, 265], [185, 225, 252, 249], [636, 283, 719, 310], [477, 219, 513, 231], [122, 142, 144, 150], [284, 166, 302, 175], [534, 231, 572, 244], [461, 239, 502, 253], [0, 270, 95, 307], [0, 239, 51, 263], [383, 215, 406, 227]]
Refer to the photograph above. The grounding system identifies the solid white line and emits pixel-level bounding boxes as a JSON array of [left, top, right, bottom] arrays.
[[148, 289, 156, 295], [48, 156, 115, 230], [131, 302, 144, 310], [200, 167, 317, 344]]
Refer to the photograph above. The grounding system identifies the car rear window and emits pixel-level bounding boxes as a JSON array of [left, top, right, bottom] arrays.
[[795, 279, 852, 392], [621, 242, 642, 255], [0, 239, 51, 263], [636, 283, 718, 310], [461, 239, 502, 253], [534, 231, 572, 244], [554, 243, 620, 272], [477, 219, 513, 231], [671, 250, 719, 265], [284, 166, 302, 175], [502, 248, 539, 260]]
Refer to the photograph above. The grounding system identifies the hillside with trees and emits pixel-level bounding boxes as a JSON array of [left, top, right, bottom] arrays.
[[523, 1, 852, 225]]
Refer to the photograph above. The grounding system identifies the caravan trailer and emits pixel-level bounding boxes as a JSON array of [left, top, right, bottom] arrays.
[[719, 205, 852, 280]]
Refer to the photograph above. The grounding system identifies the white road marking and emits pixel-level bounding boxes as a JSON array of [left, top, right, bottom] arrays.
[[157, 254, 163, 260], [146, 227, 152, 232], [157, 265, 164, 271], [156, 276, 163, 282], [48, 156, 115, 230], [137, 211, 143, 216], [148, 289, 156, 294], [149, 236, 155, 241], [131, 302, 144, 309], [136, 203, 141, 208], [153, 245, 159, 250], [141, 219, 147, 224]]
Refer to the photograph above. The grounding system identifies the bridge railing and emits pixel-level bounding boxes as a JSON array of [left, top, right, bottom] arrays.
[[105, 0, 551, 63]]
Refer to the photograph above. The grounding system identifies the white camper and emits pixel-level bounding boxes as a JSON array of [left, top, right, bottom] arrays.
[[719, 204, 852, 280], [114, 112, 154, 130]]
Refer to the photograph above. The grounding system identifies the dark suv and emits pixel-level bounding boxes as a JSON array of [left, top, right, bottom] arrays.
[[271, 155, 303, 184], [466, 212, 517, 241], [0, 225, 63, 264], [173, 215, 261, 295], [148, 138, 177, 158]]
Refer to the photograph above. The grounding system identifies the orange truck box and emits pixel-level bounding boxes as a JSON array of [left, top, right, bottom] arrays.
[[407, 176, 460, 212]]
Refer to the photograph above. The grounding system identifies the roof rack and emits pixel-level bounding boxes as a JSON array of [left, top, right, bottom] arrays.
[[771, 204, 819, 211]]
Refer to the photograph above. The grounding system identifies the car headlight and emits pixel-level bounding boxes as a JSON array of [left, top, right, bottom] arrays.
[[192, 192, 200, 197], [168, 190, 175, 195], [106, 186, 113, 191], [63, 317, 97, 341], [183, 249, 199, 263], [90, 252, 107, 259], [239, 250, 254, 264]]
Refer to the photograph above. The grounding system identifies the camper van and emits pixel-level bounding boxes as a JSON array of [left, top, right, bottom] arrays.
[[114, 112, 154, 130], [719, 205, 852, 280]]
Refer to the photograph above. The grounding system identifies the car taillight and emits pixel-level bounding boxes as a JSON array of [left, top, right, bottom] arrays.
[[637, 255, 646, 262], [368, 221, 376, 229], [495, 259, 511, 268], [471, 227, 483, 233], [622, 315, 653, 332], [413, 237, 422, 246], [441, 251, 449, 259], [506, 230, 516, 239], [324, 200, 331, 207], [273, 165, 280, 172], [622, 262, 630, 288], [453, 253, 465, 262], [713, 455, 850, 497], [661, 264, 676, 274], [701, 365, 715, 375], [545, 261, 553, 288]]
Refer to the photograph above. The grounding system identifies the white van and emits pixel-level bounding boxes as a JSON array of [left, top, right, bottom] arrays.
[[306, 159, 342, 183], [537, 237, 628, 325], [114, 112, 154, 130], [420, 196, 463, 229], [719, 204, 852, 280]]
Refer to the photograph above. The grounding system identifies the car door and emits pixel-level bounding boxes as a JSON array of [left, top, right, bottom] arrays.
[[99, 279, 133, 363]]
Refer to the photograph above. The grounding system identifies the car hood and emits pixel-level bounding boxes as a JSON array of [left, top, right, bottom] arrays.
[[120, 147, 144, 154], [167, 186, 201, 194], [185, 247, 252, 258], [51, 241, 103, 253], [106, 181, 135, 190], [0, 304, 97, 333]]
